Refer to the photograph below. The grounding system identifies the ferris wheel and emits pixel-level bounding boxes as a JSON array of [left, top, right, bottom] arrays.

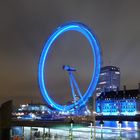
[[38, 22, 101, 111]]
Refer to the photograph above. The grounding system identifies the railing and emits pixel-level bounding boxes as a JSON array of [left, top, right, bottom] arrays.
[[11, 126, 139, 140]]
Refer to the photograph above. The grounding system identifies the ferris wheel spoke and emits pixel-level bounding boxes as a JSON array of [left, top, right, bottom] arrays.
[[71, 74, 88, 109], [69, 72, 77, 104], [71, 73, 83, 100]]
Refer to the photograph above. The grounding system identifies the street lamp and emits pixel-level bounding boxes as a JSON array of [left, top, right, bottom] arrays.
[[69, 119, 74, 139], [99, 120, 104, 139], [118, 120, 122, 140], [90, 121, 93, 139]]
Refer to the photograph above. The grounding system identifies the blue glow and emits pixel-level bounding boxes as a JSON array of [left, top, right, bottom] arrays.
[[38, 22, 101, 111]]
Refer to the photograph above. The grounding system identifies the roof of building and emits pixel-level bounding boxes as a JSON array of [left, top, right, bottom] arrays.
[[101, 66, 120, 71], [97, 89, 140, 100]]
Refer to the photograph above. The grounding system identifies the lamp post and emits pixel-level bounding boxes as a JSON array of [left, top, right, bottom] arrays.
[[43, 127, 45, 140], [99, 120, 104, 139], [69, 119, 74, 139], [118, 120, 122, 140], [90, 121, 93, 139], [22, 126, 24, 140]]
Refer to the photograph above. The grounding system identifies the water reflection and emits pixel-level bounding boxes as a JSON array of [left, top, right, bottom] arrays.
[[96, 121, 139, 129], [96, 121, 140, 139]]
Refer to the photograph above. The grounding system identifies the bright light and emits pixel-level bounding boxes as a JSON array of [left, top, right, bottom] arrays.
[[21, 104, 26, 108], [100, 72, 106, 76], [99, 81, 106, 85], [115, 71, 120, 74], [30, 113, 36, 119]]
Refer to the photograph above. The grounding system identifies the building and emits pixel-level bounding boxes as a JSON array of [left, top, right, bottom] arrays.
[[0, 100, 13, 140], [96, 66, 120, 97], [96, 85, 140, 116], [12, 103, 57, 121]]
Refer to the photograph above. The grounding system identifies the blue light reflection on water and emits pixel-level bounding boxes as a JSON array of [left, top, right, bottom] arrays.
[[96, 121, 140, 139], [96, 121, 140, 130]]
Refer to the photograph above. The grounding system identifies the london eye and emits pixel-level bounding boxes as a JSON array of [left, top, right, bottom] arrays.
[[38, 22, 101, 112]]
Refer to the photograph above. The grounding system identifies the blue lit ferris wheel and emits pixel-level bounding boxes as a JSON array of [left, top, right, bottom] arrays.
[[38, 22, 101, 111]]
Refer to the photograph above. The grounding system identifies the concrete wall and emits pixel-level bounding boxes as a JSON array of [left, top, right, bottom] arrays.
[[0, 100, 13, 140]]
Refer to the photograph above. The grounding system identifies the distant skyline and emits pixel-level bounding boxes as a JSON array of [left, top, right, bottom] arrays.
[[0, 0, 140, 105]]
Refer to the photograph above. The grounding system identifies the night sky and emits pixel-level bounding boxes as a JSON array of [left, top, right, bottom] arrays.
[[0, 0, 140, 106]]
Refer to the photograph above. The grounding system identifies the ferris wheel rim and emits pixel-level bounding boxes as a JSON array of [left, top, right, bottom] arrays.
[[38, 22, 101, 111]]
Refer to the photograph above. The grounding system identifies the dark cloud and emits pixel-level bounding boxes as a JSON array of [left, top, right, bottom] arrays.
[[0, 0, 140, 106]]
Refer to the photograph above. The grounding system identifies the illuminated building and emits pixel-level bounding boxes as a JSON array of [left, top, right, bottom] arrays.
[[96, 85, 140, 116], [96, 66, 120, 97], [12, 103, 55, 120]]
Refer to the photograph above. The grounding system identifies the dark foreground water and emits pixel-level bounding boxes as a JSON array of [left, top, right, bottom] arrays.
[[12, 121, 140, 140]]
